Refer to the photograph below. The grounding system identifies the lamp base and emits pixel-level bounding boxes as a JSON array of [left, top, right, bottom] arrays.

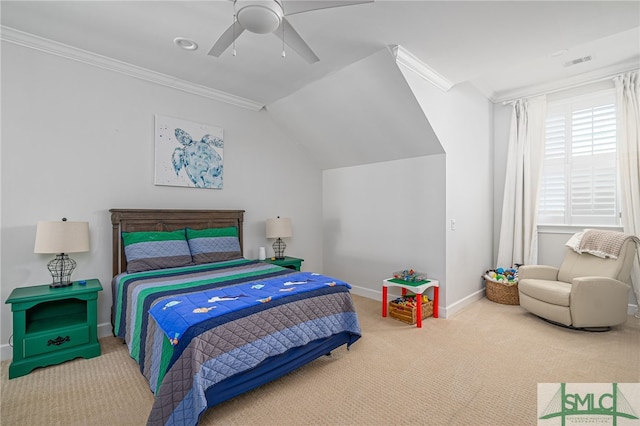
[[272, 238, 286, 260], [50, 281, 73, 288], [47, 253, 76, 288]]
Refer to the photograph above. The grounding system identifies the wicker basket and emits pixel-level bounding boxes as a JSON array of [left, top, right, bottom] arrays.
[[484, 276, 520, 305], [388, 299, 434, 325]]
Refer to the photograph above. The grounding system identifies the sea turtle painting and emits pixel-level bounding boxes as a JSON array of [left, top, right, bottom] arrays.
[[171, 128, 224, 188]]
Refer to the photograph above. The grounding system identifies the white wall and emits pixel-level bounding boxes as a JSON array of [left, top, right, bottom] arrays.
[[323, 155, 446, 303], [0, 42, 324, 360], [321, 65, 494, 317], [400, 71, 494, 316]]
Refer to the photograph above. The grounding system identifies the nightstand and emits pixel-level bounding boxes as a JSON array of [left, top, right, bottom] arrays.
[[5, 279, 103, 379], [262, 256, 304, 271]]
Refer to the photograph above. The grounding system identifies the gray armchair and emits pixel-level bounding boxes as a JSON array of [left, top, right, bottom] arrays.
[[518, 234, 637, 330]]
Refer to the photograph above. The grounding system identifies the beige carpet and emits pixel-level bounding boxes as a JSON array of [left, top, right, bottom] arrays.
[[1, 295, 639, 425]]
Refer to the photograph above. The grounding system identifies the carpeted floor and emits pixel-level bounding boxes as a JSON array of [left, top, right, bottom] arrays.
[[1, 295, 639, 425]]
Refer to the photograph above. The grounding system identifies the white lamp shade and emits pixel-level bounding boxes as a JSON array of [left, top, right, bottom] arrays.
[[34, 221, 90, 254], [266, 217, 292, 239]]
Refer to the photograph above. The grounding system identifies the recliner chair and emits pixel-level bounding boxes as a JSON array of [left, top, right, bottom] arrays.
[[518, 234, 638, 330]]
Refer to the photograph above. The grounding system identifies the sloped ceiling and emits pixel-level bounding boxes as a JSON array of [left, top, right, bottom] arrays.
[[267, 47, 444, 170], [2, 1, 637, 106]]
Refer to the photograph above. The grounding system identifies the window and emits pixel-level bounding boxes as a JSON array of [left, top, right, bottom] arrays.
[[538, 89, 619, 226]]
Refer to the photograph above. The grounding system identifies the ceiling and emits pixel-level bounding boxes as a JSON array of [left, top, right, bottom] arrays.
[[1, 1, 639, 108]]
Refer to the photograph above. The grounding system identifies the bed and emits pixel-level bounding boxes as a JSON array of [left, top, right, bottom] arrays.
[[110, 209, 361, 426]]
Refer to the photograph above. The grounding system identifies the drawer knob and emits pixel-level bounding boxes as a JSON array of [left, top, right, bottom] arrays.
[[47, 336, 71, 346]]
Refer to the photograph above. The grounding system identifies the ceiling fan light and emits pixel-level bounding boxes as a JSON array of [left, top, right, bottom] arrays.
[[236, 1, 283, 34]]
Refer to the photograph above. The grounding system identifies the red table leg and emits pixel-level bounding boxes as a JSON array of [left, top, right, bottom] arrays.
[[416, 295, 422, 328], [433, 286, 439, 318], [382, 285, 388, 317]]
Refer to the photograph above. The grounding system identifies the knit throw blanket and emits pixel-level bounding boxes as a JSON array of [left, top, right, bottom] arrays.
[[566, 229, 640, 259]]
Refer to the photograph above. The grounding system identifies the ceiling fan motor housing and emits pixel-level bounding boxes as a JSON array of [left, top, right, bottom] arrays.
[[235, 0, 284, 34]]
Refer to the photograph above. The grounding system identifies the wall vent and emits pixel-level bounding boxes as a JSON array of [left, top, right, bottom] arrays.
[[564, 55, 592, 67]]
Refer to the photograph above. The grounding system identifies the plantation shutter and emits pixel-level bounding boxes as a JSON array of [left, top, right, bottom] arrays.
[[538, 113, 566, 224], [538, 90, 619, 226]]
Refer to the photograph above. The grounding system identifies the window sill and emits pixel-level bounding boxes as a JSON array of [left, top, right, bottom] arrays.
[[537, 225, 623, 235]]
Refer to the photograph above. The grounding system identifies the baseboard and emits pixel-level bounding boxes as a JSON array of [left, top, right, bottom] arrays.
[[348, 284, 381, 301], [1, 342, 11, 362], [98, 322, 114, 339], [442, 288, 486, 318]]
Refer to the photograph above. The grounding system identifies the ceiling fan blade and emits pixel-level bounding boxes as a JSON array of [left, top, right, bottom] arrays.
[[208, 21, 245, 57], [274, 17, 319, 64], [282, 0, 373, 16]]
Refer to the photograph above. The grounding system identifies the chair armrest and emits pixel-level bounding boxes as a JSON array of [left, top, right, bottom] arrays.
[[570, 277, 631, 327], [518, 265, 559, 281], [571, 276, 631, 295]]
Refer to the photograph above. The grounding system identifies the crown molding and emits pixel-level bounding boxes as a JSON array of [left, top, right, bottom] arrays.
[[391, 45, 453, 92], [489, 59, 640, 104], [0, 26, 265, 111]]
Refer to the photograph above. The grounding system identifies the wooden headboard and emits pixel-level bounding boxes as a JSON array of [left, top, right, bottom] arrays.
[[110, 209, 245, 277]]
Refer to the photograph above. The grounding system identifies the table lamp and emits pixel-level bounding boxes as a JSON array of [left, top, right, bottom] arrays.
[[34, 218, 90, 288], [266, 216, 292, 260]]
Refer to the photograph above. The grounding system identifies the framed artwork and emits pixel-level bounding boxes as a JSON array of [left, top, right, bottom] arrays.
[[154, 115, 224, 189]]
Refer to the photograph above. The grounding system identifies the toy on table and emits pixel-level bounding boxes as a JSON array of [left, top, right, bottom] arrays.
[[392, 269, 427, 282]]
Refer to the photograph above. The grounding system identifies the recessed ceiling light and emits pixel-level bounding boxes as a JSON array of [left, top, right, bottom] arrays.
[[174, 37, 198, 51]]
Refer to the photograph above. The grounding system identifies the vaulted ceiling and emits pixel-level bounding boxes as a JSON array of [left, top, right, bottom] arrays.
[[2, 1, 639, 109]]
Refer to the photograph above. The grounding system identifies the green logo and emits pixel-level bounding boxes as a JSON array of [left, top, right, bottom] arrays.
[[539, 383, 639, 425]]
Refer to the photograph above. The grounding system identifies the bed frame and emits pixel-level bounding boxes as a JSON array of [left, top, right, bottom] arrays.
[[110, 208, 245, 277], [109, 208, 359, 423]]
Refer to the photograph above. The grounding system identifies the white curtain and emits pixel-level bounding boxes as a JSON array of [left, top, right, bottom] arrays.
[[497, 96, 547, 268], [615, 71, 640, 318]]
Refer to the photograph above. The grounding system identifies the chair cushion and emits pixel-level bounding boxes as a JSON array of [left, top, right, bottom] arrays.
[[518, 278, 571, 307]]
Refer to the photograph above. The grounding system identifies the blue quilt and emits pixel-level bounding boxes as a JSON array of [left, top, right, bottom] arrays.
[[149, 272, 351, 347], [112, 259, 361, 425]]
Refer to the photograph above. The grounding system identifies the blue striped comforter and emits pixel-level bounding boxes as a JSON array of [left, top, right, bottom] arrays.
[[111, 259, 361, 425]]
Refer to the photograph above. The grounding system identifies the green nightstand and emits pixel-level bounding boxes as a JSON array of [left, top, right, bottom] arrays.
[[5, 279, 103, 379], [262, 256, 304, 271]]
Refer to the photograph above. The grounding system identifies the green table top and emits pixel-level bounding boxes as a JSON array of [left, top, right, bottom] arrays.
[[6, 279, 102, 304], [387, 278, 430, 286]]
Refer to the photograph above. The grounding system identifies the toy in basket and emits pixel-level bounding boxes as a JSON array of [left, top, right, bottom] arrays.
[[388, 295, 433, 325], [483, 267, 519, 305]]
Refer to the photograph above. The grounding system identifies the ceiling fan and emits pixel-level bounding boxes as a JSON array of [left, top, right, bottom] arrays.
[[208, 0, 373, 63]]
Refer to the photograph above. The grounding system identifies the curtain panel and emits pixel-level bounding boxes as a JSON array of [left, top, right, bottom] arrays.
[[496, 96, 547, 268], [615, 70, 640, 317]]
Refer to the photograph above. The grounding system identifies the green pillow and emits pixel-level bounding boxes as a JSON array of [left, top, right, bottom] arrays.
[[186, 227, 242, 264], [122, 229, 192, 273]]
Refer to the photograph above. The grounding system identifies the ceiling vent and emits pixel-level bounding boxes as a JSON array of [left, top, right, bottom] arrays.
[[564, 55, 592, 67]]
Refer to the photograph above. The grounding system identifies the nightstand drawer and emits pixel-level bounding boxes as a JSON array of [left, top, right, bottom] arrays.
[[24, 324, 90, 357]]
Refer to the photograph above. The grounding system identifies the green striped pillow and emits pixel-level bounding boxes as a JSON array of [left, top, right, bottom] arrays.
[[186, 227, 242, 264], [122, 229, 193, 273]]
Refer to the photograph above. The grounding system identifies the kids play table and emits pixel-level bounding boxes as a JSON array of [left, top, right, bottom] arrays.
[[382, 278, 439, 328]]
